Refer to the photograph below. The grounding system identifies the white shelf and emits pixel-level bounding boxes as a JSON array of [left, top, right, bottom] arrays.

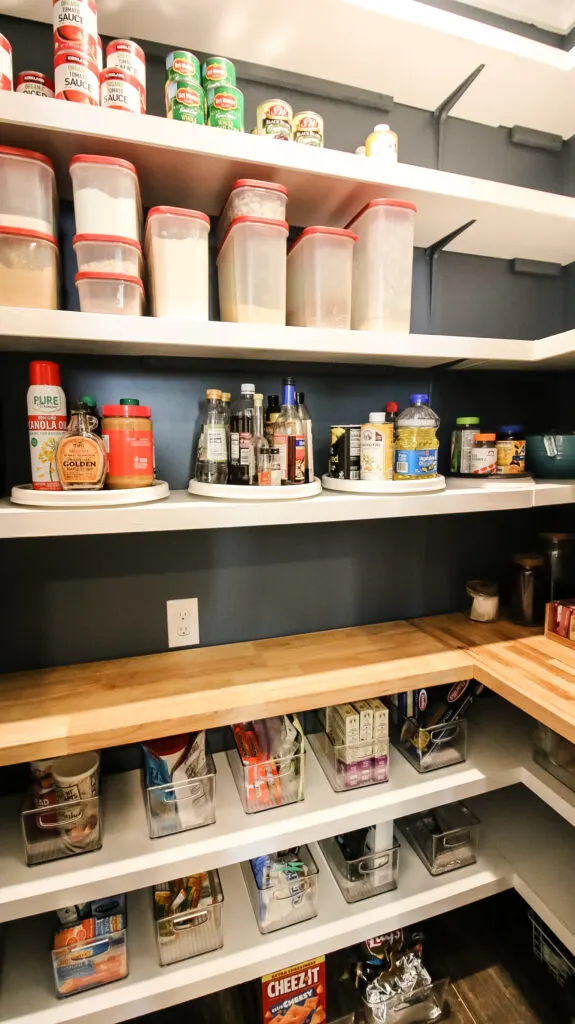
[[2, 93, 575, 262]]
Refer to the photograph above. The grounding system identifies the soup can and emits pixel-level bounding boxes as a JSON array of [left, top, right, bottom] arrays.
[[16, 70, 55, 98], [165, 49, 201, 84], [202, 56, 235, 87], [100, 67, 141, 113], [165, 80, 205, 123], [54, 50, 99, 104], [53, 0, 99, 63], [257, 98, 293, 141], [293, 110, 323, 147], [329, 425, 361, 480], [106, 39, 146, 111], [207, 85, 244, 131], [0, 32, 12, 91]]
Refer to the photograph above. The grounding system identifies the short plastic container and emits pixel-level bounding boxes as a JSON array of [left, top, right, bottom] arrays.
[[533, 723, 575, 793], [145, 206, 210, 318], [227, 730, 305, 813], [399, 802, 479, 876], [0, 227, 59, 309], [73, 234, 142, 277], [309, 728, 389, 792], [241, 845, 319, 933], [145, 751, 217, 839], [75, 271, 145, 315], [287, 226, 357, 329], [0, 145, 57, 235], [21, 791, 102, 866], [216, 179, 288, 245], [346, 198, 416, 333], [52, 927, 128, 998], [363, 978, 449, 1024], [217, 215, 288, 324], [153, 871, 224, 966], [393, 718, 467, 773], [320, 835, 399, 903], [69, 155, 142, 242]]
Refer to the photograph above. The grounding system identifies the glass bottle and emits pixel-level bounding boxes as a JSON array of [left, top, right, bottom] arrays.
[[196, 388, 228, 484], [273, 378, 306, 485], [56, 407, 107, 490], [265, 394, 281, 443], [230, 383, 255, 485], [220, 391, 231, 458], [252, 393, 269, 485], [393, 393, 440, 480], [258, 446, 282, 486], [295, 390, 315, 483], [80, 394, 100, 434]]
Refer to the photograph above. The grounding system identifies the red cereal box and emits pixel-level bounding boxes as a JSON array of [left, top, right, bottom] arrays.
[[262, 956, 326, 1024]]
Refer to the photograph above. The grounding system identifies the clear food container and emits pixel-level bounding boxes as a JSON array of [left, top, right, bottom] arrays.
[[21, 791, 102, 866], [399, 802, 479, 875], [52, 927, 128, 998], [145, 751, 217, 839], [241, 845, 319, 933], [73, 233, 142, 277], [153, 871, 224, 966], [393, 718, 467, 773], [217, 215, 288, 324], [309, 728, 389, 792], [227, 733, 305, 812], [0, 227, 59, 309], [363, 978, 449, 1024], [0, 144, 57, 235], [533, 723, 575, 792], [145, 206, 210, 318], [320, 835, 399, 903], [287, 226, 357, 329], [75, 271, 145, 315], [216, 179, 288, 245], [346, 198, 416, 332], [69, 155, 142, 242]]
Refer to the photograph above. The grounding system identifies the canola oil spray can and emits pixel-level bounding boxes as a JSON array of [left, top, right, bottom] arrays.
[[360, 414, 394, 481]]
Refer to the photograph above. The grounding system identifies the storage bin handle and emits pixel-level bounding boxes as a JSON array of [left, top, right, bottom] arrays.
[[443, 831, 471, 850], [162, 782, 205, 802], [358, 853, 391, 874], [172, 908, 210, 929], [273, 879, 311, 901]]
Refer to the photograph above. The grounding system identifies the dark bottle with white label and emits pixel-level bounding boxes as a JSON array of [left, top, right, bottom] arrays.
[[230, 383, 255, 485]]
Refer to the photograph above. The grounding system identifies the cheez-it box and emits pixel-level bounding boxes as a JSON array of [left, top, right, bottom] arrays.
[[262, 955, 326, 1024]]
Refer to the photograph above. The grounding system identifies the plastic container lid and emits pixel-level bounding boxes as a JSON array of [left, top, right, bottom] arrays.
[[75, 271, 144, 291], [345, 197, 417, 230], [410, 393, 429, 404], [456, 416, 480, 425], [142, 735, 188, 756], [145, 206, 210, 227], [69, 154, 138, 177], [81, 394, 97, 407], [218, 215, 289, 254], [386, 402, 399, 413], [30, 360, 61, 386], [498, 424, 523, 434], [229, 179, 288, 196], [73, 233, 142, 253], [241, 383, 255, 393], [0, 226, 57, 246], [0, 144, 55, 172], [288, 226, 358, 254], [369, 412, 387, 421], [102, 403, 151, 417], [475, 433, 496, 441]]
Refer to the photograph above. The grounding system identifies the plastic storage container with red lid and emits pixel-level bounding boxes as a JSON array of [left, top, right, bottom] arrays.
[[75, 271, 144, 315], [0, 226, 59, 309], [287, 226, 358, 329], [216, 179, 289, 244], [217, 216, 289, 325], [73, 234, 142, 276], [0, 144, 57, 235], [69, 154, 142, 242], [145, 206, 210, 319], [346, 198, 417, 333]]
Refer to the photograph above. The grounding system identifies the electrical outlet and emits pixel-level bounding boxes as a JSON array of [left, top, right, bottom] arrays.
[[166, 598, 200, 648]]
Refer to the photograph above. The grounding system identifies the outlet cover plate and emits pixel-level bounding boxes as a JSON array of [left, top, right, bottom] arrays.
[[166, 598, 200, 648]]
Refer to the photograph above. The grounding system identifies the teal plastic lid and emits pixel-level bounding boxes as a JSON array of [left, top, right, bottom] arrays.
[[120, 398, 140, 405], [456, 416, 480, 425]]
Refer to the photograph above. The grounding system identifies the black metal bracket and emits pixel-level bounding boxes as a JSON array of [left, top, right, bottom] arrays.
[[425, 220, 477, 327], [512, 258, 562, 277], [433, 65, 485, 170], [509, 126, 563, 153]]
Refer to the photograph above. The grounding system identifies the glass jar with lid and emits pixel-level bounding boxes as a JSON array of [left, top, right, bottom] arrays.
[[450, 416, 480, 475], [496, 425, 526, 475], [470, 433, 496, 476]]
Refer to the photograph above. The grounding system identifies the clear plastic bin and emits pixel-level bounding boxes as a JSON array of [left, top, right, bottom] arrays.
[[533, 723, 575, 793], [145, 206, 210, 318], [0, 144, 57, 235], [286, 226, 357, 329], [241, 845, 319, 933], [216, 179, 288, 245], [21, 791, 102, 865], [52, 927, 128, 998], [75, 271, 144, 315], [227, 735, 305, 812], [217, 215, 288, 324], [393, 718, 467, 773], [309, 729, 389, 792], [320, 835, 399, 903], [346, 198, 416, 333], [399, 802, 479, 876], [73, 233, 142, 277], [153, 870, 224, 966], [363, 978, 448, 1023], [69, 155, 142, 242], [0, 227, 59, 309], [145, 752, 217, 838]]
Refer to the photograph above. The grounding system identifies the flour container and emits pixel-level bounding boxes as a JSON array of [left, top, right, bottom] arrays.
[[0, 227, 59, 309], [145, 206, 210, 318], [287, 226, 357, 329], [216, 179, 288, 245], [0, 145, 57, 235], [346, 198, 416, 332], [69, 155, 142, 242], [73, 234, 142, 276], [217, 215, 288, 324], [75, 271, 145, 314]]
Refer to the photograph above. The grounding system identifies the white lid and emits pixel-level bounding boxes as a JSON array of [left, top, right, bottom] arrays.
[[374, 123, 390, 132], [241, 383, 255, 393], [355, 145, 366, 155], [369, 413, 387, 421]]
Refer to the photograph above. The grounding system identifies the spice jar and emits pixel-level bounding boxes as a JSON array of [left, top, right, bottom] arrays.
[[470, 433, 496, 476], [450, 416, 480, 475], [496, 425, 526, 475], [465, 580, 499, 622], [510, 554, 546, 625], [101, 398, 154, 489]]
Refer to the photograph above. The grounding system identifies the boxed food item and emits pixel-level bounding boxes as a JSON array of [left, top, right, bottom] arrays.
[[545, 600, 575, 646], [228, 715, 305, 812], [261, 955, 326, 1023], [52, 910, 128, 998]]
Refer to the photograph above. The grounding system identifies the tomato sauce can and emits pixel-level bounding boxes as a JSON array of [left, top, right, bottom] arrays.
[[106, 39, 146, 112], [53, 0, 98, 63], [100, 67, 141, 113], [54, 50, 99, 104], [0, 32, 13, 91], [256, 98, 293, 141], [293, 110, 323, 147], [96, 34, 102, 71], [165, 80, 205, 123], [16, 70, 55, 98]]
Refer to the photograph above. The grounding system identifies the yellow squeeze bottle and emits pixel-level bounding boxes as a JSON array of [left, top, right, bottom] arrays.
[[365, 123, 398, 162], [393, 394, 439, 480]]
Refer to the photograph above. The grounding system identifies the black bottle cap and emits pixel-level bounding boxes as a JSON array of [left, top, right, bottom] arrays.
[[296, 391, 305, 404]]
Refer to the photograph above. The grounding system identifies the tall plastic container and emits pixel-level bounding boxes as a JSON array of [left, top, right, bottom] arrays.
[[217, 216, 288, 324], [286, 226, 357, 329], [0, 145, 57, 235], [145, 206, 210, 318], [393, 393, 439, 480], [69, 155, 142, 242], [346, 198, 416, 332]]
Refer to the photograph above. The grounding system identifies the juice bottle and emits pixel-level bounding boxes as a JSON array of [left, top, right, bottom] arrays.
[[393, 393, 439, 480]]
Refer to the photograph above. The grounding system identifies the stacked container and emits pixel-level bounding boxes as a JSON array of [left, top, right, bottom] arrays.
[[53, 0, 100, 105], [0, 145, 59, 308], [287, 226, 357, 329], [145, 206, 210, 318], [104, 39, 146, 112], [217, 216, 289, 324], [346, 198, 417, 332]]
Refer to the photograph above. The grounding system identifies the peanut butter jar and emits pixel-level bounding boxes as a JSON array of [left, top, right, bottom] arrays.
[[101, 399, 154, 489]]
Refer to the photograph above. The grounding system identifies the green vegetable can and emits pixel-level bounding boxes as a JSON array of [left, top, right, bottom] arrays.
[[165, 81, 205, 123], [202, 56, 236, 87], [165, 50, 201, 84], [208, 85, 244, 131]]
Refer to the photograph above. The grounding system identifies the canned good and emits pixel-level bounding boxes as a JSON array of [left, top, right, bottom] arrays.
[[293, 110, 323, 147], [106, 39, 146, 111], [202, 56, 235, 87], [54, 50, 99, 104], [16, 70, 55, 98], [100, 67, 141, 113], [360, 417, 394, 481], [257, 98, 293, 140], [329, 425, 361, 480], [53, 0, 99, 63], [207, 85, 244, 132], [165, 80, 205, 123], [166, 49, 201, 84], [0, 32, 13, 92]]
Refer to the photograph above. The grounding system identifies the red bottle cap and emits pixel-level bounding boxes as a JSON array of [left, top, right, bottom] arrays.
[[386, 401, 399, 413], [29, 360, 61, 386]]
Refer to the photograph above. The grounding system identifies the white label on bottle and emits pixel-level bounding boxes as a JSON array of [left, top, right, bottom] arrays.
[[460, 430, 476, 474], [206, 424, 227, 463], [275, 435, 288, 481], [230, 432, 240, 463], [470, 446, 497, 475], [305, 421, 314, 480]]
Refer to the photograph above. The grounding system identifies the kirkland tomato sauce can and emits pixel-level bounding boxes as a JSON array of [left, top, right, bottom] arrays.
[[100, 67, 141, 113], [16, 71, 55, 98], [0, 32, 13, 91], [55, 50, 99, 104], [53, 0, 98, 63], [106, 39, 146, 112]]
